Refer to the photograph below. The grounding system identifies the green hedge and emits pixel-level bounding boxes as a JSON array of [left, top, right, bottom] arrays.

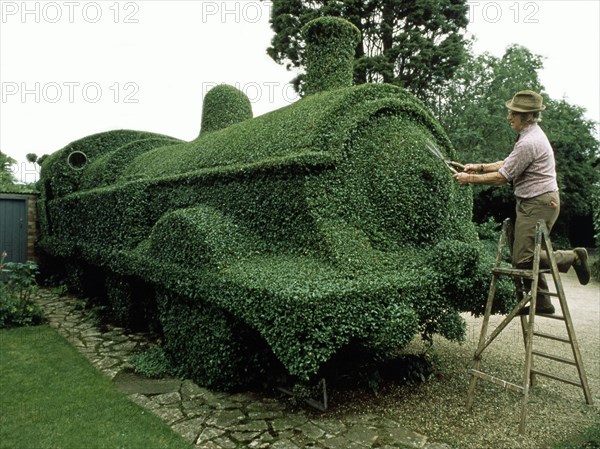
[[200, 84, 253, 134], [157, 289, 280, 390], [303, 16, 361, 95], [38, 24, 514, 387], [37, 130, 182, 243], [81, 137, 182, 189], [39, 130, 178, 199]]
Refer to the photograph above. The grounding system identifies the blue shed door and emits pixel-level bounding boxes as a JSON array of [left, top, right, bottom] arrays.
[[0, 198, 28, 263]]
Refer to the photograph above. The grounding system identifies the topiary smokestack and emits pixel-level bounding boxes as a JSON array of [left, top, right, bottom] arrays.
[[200, 84, 253, 135], [302, 17, 361, 96]]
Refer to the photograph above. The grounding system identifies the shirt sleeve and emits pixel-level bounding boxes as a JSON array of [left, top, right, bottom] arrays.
[[498, 140, 536, 182]]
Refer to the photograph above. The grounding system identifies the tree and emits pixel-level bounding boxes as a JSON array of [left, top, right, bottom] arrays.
[[0, 151, 40, 192], [267, 0, 469, 98], [544, 98, 600, 245], [26, 153, 38, 164], [433, 45, 600, 246], [434, 45, 544, 160], [0, 151, 16, 188]]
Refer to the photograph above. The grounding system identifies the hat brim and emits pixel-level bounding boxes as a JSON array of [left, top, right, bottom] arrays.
[[505, 100, 546, 112]]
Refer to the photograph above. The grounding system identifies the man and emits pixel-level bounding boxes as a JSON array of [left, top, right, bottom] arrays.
[[454, 90, 591, 314]]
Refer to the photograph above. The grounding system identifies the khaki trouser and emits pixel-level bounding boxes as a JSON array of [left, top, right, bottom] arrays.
[[513, 191, 576, 305]]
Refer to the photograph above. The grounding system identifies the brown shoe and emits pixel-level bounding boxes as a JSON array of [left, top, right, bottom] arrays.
[[518, 292, 555, 315], [573, 248, 591, 285], [518, 304, 555, 315]]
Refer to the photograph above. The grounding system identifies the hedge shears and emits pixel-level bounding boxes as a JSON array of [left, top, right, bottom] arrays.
[[426, 141, 465, 174]]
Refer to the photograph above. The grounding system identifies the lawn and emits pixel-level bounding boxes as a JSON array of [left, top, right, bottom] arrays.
[[0, 325, 192, 449]]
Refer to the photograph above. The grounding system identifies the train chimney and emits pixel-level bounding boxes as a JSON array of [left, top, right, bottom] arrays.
[[302, 17, 361, 96], [200, 84, 253, 135]]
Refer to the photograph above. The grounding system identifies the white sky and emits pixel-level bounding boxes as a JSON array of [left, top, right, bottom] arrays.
[[1, 0, 598, 184]]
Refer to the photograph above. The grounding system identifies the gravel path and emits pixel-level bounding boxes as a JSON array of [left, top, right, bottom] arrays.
[[325, 266, 600, 448]]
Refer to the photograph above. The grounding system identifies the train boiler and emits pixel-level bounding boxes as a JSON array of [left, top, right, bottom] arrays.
[[38, 17, 512, 388]]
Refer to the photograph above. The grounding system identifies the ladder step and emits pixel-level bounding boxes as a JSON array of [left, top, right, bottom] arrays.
[[521, 311, 566, 320], [537, 289, 559, 298], [530, 369, 584, 389], [492, 267, 552, 278], [492, 268, 534, 278], [535, 314, 566, 321], [531, 350, 576, 366], [533, 331, 570, 343], [471, 369, 524, 394]]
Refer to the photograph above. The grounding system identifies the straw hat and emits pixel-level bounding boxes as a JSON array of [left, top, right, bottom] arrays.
[[505, 90, 546, 112]]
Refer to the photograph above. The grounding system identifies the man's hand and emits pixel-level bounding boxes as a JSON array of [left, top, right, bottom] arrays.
[[463, 163, 482, 173], [453, 172, 471, 185]]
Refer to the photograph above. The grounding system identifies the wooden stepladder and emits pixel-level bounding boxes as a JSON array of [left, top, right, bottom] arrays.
[[466, 218, 593, 434]]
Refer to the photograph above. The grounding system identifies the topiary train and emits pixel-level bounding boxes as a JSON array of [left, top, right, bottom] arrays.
[[38, 17, 514, 389]]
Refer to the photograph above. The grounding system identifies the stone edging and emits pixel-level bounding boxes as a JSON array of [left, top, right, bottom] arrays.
[[34, 290, 451, 449]]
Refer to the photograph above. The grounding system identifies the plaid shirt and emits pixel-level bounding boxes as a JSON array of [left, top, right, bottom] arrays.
[[499, 123, 558, 199]]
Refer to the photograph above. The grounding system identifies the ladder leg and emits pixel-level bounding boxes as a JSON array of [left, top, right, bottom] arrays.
[[467, 275, 498, 410], [542, 226, 594, 405], [519, 383, 530, 434], [520, 315, 537, 386], [555, 277, 593, 404], [564, 318, 594, 405], [519, 298, 537, 434], [466, 359, 480, 411], [518, 221, 544, 434], [467, 220, 510, 411]]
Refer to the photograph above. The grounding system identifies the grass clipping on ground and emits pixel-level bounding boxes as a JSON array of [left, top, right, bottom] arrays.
[[0, 325, 192, 449]]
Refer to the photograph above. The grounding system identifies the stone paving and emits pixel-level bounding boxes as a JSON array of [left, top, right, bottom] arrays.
[[34, 290, 451, 449]]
